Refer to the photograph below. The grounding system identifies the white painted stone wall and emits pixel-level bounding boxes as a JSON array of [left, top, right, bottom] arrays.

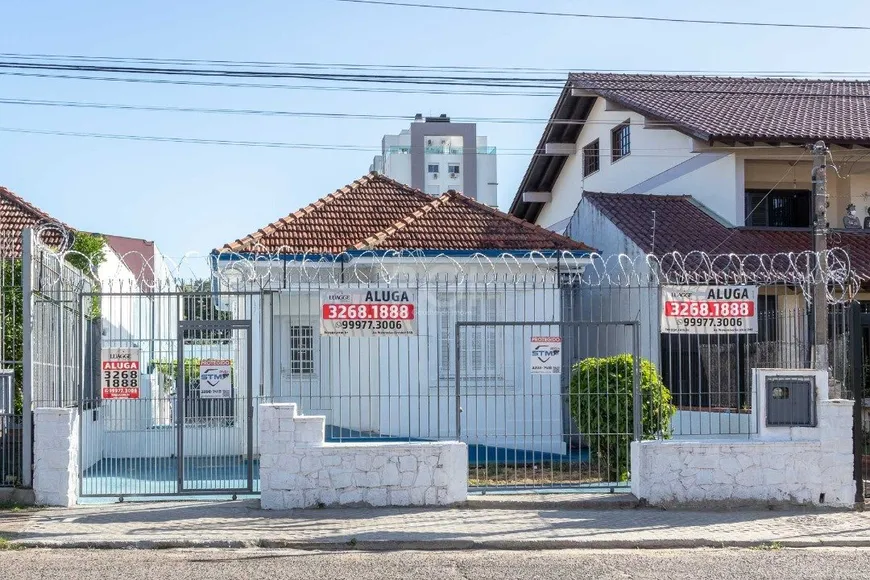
[[259, 403, 467, 509], [33, 408, 79, 507], [632, 399, 855, 507]]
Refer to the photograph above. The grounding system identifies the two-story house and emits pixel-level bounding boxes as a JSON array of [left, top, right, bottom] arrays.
[[509, 74, 870, 424]]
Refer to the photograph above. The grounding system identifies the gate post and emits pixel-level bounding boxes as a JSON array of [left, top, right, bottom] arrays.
[[21, 229, 34, 488], [850, 301, 865, 502]]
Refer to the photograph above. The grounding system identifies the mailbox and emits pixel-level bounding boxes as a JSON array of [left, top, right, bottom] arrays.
[[765, 375, 816, 427]]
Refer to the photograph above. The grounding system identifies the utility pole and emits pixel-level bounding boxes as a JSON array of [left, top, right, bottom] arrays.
[[811, 140, 828, 372]]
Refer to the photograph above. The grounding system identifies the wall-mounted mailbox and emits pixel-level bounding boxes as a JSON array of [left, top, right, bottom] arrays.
[[765, 376, 816, 427]]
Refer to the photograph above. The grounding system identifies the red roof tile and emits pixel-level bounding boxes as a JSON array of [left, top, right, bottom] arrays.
[[570, 73, 870, 145], [220, 173, 591, 254], [0, 186, 70, 257], [582, 192, 870, 278]]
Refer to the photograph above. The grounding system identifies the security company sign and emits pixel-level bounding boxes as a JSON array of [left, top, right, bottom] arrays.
[[530, 336, 562, 375], [320, 289, 416, 337], [661, 285, 758, 335], [101, 348, 140, 400], [199, 359, 232, 399]]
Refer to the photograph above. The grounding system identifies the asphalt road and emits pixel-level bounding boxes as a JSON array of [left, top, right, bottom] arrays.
[[1, 548, 869, 579]]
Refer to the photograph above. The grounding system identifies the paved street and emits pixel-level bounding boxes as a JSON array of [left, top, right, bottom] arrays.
[[1, 547, 869, 579], [8, 500, 870, 549]]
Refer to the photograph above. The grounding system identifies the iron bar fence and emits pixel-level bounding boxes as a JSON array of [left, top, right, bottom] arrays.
[[3, 225, 865, 493]]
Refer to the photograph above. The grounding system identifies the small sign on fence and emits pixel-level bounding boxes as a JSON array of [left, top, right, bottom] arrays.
[[661, 285, 758, 335], [101, 348, 141, 399], [320, 289, 417, 337], [199, 359, 232, 399], [530, 336, 562, 374]]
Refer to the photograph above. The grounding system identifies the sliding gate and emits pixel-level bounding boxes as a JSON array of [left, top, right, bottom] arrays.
[[79, 291, 258, 499]]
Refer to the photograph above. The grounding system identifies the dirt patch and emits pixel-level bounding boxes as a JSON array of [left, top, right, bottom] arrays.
[[468, 462, 607, 487]]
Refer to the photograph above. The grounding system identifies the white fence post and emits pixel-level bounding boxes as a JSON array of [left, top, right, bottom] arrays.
[[33, 407, 79, 506]]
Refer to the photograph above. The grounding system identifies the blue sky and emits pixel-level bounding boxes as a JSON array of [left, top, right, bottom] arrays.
[[1, 0, 868, 260]]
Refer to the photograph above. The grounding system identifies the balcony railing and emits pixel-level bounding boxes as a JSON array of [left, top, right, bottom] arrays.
[[386, 146, 497, 155]]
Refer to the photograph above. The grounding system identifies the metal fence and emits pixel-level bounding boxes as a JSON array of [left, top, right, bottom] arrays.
[[0, 231, 24, 487], [5, 229, 864, 495]]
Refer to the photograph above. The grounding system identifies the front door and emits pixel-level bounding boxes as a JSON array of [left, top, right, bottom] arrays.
[[177, 320, 253, 494]]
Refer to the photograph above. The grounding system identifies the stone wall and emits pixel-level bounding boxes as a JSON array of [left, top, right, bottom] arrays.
[[259, 403, 467, 510], [632, 399, 855, 507], [33, 408, 79, 507]]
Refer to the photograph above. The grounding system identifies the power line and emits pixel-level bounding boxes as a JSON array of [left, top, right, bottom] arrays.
[[3, 62, 870, 98], [8, 52, 870, 79], [333, 0, 870, 31], [0, 126, 808, 155], [0, 71, 561, 97], [0, 96, 714, 127]]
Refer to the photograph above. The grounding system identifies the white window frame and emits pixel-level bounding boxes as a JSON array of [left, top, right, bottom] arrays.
[[437, 291, 506, 383], [427, 163, 440, 174], [288, 324, 316, 376], [448, 163, 460, 175]]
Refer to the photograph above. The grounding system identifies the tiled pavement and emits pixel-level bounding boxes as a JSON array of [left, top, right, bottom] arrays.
[[6, 499, 870, 550]]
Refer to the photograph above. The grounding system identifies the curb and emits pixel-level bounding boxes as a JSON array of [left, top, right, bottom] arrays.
[[12, 537, 870, 551], [462, 499, 639, 510]]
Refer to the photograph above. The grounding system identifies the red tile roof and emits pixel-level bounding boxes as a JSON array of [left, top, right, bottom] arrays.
[[511, 73, 870, 223], [582, 192, 870, 278], [220, 173, 592, 254], [570, 73, 870, 145], [0, 186, 69, 257]]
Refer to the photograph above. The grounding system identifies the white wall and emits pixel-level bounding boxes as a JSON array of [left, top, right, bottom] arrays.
[[384, 152, 412, 186], [632, 370, 856, 508], [259, 402, 467, 509], [536, 98, 697, 229], [233, 258, 576, 456], [647, 154, 739, 224], [33, 408, 79, 507], [476, 150, 498, 207]]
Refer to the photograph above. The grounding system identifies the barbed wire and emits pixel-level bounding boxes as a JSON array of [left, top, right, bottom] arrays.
[[20, 223, 860, 305]]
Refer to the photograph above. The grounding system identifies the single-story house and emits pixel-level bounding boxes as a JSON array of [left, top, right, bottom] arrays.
[[212, 172, 594, 456]]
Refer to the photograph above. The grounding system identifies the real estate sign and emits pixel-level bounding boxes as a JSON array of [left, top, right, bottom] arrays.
[[199, 359, 233, 399], [320, 289, 417, 337], [530, 336, 562, 375], [661, 285, 758, 335], [101, 348, 141, 399]]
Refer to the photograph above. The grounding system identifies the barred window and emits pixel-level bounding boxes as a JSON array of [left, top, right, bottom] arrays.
[[289, 325, 315, 375]]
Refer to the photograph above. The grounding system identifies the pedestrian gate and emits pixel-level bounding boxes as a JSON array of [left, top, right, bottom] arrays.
[[79, 293, 258, 499]]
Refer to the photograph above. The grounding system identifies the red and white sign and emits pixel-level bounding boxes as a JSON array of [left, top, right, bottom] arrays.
[[101, 348, 141, 399], [661, 286, 758, 335], [320, 289, 417, 337]]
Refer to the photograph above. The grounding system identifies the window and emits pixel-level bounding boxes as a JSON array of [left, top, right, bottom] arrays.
[[289, 326, 315, 375], [745, 189, 811, 227], [611, 121, 630, 162], [437, 293, 500, 380], [448, 164, 460, 175], [582, 140, 600, 177], [428, 164, 440, 174]]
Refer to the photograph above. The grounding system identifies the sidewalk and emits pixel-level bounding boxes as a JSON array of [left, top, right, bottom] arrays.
[[5, 497, 870, 550]]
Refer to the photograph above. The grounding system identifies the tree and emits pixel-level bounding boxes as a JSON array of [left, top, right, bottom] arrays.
[[568, 354, 676, 482]]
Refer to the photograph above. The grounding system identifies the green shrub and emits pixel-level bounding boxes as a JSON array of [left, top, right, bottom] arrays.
[[568, 354, 676, 482]]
